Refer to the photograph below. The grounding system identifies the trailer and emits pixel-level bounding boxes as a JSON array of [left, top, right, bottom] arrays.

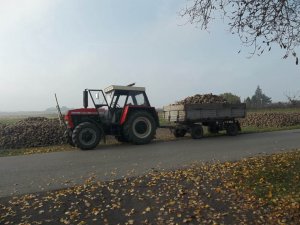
[[163, 103, 246, 139]]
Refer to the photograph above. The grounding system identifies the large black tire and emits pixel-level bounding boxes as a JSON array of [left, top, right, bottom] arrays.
[[173, 128, 187, 138], [226, 122, 239, 136], [191, 125, 204, 139], [123, 111, 156, 145], [72, 122, 101, 150]]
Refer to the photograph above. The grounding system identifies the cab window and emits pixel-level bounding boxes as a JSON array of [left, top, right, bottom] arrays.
[[134, 93, 148, 106]]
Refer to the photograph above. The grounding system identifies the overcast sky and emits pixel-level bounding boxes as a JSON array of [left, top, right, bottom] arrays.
[[0, 0, 299, 112]]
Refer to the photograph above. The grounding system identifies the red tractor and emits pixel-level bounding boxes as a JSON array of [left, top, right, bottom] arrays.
[[63, 85, 159, 150]]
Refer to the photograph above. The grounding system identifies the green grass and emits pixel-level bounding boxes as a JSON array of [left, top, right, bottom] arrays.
[[0, 117, 22, 125], [235, 151, 300, 201], [0, 114, 57, 125]]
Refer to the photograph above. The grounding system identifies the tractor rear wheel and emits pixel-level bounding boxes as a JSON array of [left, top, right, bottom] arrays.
[[123, 111, 156, 145], [72, 122, 101, 150], [191, 124, 204, 139]]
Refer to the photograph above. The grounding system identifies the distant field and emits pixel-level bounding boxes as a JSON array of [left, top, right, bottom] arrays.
[[0, 114, 57, 125]]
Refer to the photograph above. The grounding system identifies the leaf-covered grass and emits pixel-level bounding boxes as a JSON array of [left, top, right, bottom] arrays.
[[1, 150, 299, 224], [234, 151, 300, 201]]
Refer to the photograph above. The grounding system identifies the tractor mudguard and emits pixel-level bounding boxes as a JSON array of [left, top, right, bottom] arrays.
[[120, 106, 159, 127]]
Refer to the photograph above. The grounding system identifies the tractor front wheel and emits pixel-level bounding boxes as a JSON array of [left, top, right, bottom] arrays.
[[123, 111, 156, 145], [72, 122, 101, 150]]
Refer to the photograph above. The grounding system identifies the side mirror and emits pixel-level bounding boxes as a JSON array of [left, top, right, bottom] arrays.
[[83, 90, 88, 108]]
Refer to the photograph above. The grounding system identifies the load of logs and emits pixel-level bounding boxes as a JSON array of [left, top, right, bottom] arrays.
[[175, 93, 228, 105], [0, 117, 66, 149]]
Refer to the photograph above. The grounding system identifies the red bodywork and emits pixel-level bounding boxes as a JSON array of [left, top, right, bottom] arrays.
[[65, 106, 156, 129], [120, 105, 130, 125], [64, 108, 100, 129]]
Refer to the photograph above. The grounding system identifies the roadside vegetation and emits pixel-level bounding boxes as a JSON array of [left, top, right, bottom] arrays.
[[1, 150, 299, 224]]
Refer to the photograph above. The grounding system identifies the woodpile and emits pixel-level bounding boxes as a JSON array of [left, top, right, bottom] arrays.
[[240, 112, 300, 128], [0, 117, 66, 149], [175, 94, 227, 105]]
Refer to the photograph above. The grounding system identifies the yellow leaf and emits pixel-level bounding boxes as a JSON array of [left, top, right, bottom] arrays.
[[268, 190, 272, 198], [215, 187, 221, 193], [128, 219, 134, 225]]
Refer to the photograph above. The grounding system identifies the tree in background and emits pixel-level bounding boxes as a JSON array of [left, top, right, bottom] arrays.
[[245, 86, 272, 107], [244, 97, 252, 107], [220, 93, 241, 104], [285, 91, 300, 106], [182, 0, 300, 64]]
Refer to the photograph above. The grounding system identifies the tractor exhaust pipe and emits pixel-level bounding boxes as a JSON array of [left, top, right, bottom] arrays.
[[83, 90, 88, 108]]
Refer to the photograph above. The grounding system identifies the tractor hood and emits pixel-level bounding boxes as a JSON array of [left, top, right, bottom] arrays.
[[67, 108, 98, 115], [64, 108, 106, 129]]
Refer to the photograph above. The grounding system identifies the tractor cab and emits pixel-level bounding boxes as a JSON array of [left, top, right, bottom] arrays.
[[83, 85, 151, 124], [64, 84, 159, 150]]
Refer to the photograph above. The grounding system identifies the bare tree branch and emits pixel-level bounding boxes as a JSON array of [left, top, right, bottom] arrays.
[[182, 0, 300, 64]]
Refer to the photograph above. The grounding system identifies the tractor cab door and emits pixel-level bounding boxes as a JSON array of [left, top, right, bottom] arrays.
[[110, 91, 130, 124], [85, 90, 111, 122], [110, 90, 150, 124]]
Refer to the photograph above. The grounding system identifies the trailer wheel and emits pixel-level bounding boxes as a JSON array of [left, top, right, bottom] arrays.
[[173, 128, 187, 138], [123, 111, 156, 145], [191, 125, 204, 139], [226, 122, 239, 136], [72, 122, 101, 150]]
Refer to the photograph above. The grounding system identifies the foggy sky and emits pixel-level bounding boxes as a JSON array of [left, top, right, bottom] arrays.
[[0, 0, 299, 112]]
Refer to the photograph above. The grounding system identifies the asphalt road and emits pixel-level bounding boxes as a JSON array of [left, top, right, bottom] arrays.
[[1, 129, 300, 198]]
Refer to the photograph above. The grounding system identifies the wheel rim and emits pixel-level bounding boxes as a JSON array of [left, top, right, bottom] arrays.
[[79, 128, 97, 146], [133, 117, 152, 139]]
